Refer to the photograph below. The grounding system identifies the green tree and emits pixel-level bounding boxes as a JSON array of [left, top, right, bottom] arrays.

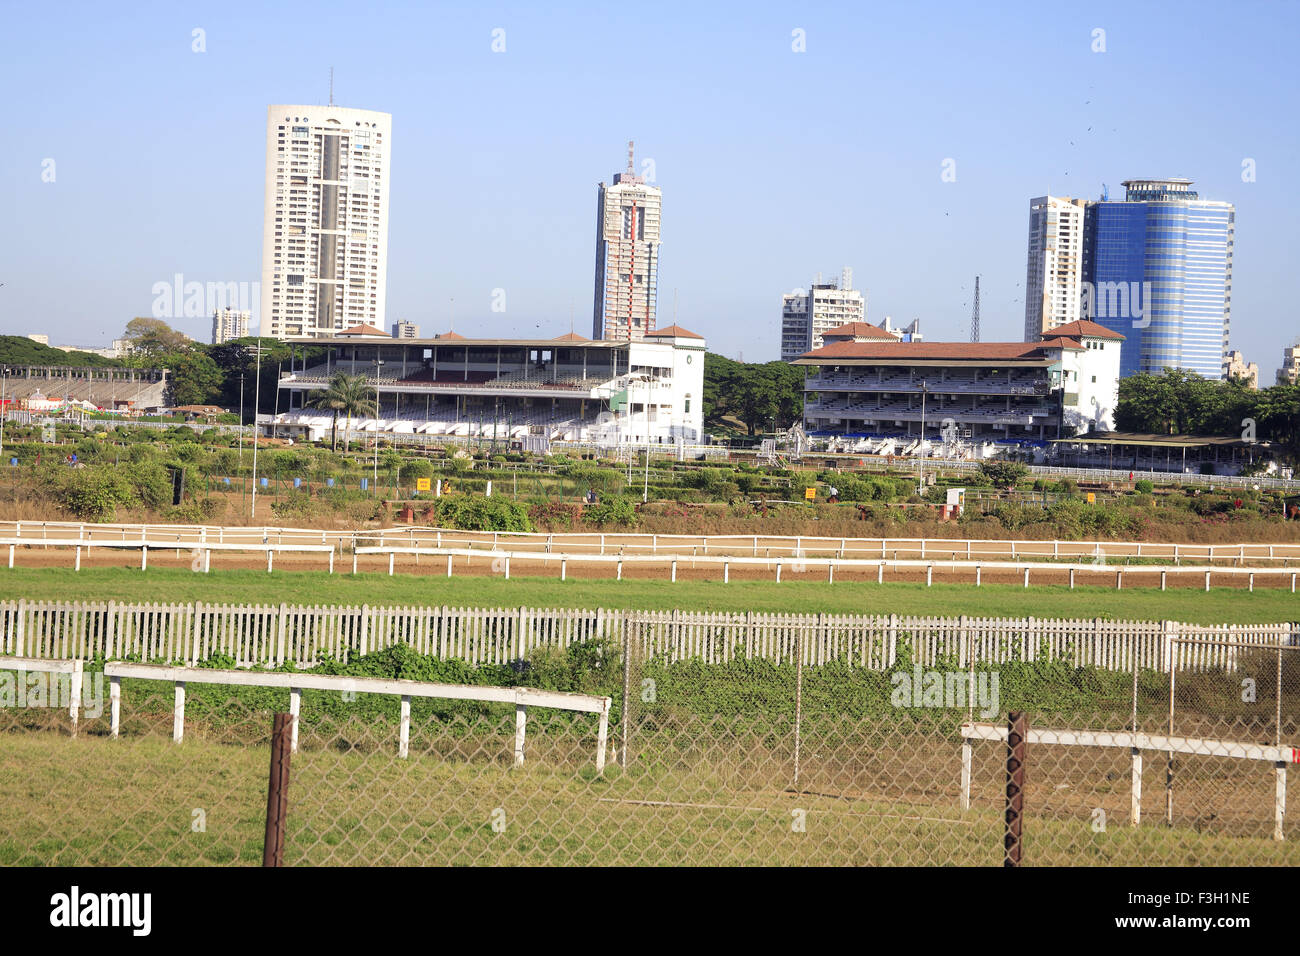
[[123, 317, 192, 356], [306, 372, 375, 450], [160, 350, 223, 406]]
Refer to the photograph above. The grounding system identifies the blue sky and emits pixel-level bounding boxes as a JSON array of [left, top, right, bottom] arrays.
[[2, 0, 1296, 372]]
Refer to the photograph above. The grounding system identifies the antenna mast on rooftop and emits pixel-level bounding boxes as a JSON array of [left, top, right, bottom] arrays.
[[329, 67, 334, 106], [970, 275, 981, 342]]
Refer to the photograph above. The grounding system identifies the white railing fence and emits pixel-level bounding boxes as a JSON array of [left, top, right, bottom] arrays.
[[2, 599, 1295, 674]]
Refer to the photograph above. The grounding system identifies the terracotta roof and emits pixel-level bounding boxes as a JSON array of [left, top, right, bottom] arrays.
[[337, 323, 387, 337], [1042, 320, 1126, 341], [795, 340, 1059, 363], [822, 321, 897, 340], [433, 331, 465, 340], [552, 332, 588, 342], [644, 324, 704, 340]]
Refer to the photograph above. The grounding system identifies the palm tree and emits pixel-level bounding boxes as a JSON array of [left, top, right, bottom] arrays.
[[306, 373, 376, 451]]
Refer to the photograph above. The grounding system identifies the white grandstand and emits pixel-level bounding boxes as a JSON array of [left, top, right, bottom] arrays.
[[264, 325, 706, 445]]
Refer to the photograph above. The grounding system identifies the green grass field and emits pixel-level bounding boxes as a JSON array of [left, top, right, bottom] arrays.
[[0, 566, 1295, 623], [2, 725, 1294, 866]]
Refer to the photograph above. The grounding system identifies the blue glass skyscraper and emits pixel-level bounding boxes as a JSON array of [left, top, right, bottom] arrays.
[[1081, 179, 1233, 380]]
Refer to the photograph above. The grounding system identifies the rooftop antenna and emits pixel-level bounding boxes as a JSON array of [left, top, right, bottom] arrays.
[[448, 297, 454, 334], [329, 67, 334, 106], [673, 288, 678, 324], [970, 275, 981, 342], [569, 300, 575, 336]]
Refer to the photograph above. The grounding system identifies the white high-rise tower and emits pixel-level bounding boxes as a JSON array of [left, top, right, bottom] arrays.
[[592, 142, 662, 340], [1023, 195, 1088, 341], [260, 104, 392, 339]]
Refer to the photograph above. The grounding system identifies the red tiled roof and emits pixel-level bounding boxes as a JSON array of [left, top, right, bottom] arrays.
[[1042, 320, 1126, 341], [337, 323, 387, 336], [823, 321, 897, 340], [434, 331, 466, 340], [796, 340, 1059, 362], [552, 332, 588, 342], [644, 324, 704, 339]]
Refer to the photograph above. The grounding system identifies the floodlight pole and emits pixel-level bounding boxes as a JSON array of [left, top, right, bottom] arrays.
[[374, 359, 385, 493], [250, 345, 266, 520], [918, 381, 928, 495]]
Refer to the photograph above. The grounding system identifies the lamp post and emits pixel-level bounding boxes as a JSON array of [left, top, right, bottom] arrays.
[[373, 359, 385, 493], [917, 379, 928, 496], [248, 344, 267, 520]]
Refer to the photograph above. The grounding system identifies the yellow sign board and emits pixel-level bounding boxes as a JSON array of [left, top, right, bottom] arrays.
[[805, 487, 816, 500], [416, 477, 432, 491], [1086, 492, 1096, 504]]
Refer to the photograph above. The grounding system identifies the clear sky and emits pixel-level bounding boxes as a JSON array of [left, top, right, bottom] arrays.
[[2, 0, 1296, 373]]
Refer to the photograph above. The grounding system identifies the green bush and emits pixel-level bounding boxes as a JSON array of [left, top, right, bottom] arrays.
[[1134, 479, 1154, 494], [432, 494, 533, 532], [58, 469, 138, 522], [584, 495, 640, 528], [979, 460, 1029, 487]]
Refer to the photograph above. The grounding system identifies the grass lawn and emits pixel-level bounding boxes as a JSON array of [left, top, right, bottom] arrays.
[[2, 727, 1293, 866], [0, 566, 1295, 624]]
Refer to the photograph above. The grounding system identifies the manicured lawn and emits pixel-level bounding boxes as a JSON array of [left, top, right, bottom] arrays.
[[0, 566, 1295, 623]]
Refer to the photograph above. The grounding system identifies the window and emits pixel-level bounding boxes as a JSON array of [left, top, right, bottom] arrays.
[[1091, 375, 1097, 383]]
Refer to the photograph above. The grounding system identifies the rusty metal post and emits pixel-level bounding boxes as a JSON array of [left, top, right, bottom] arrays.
[[263, 712, 292, 867], [619, 614, 632, 770], [1005, 711, 1027, 867]]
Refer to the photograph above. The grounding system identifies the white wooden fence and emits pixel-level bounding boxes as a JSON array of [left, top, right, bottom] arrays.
[[103, 662, 611, 771], [1, 599, 1294, 673]]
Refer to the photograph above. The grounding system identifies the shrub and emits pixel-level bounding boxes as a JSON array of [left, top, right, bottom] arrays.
[[979, 460, 1029, 487], [584, 495, 640, 528], [432, 494, 533, 532], [398, 459, 436, 484], [1134, 479, 1154, 494], [58, 469, 137, 522]]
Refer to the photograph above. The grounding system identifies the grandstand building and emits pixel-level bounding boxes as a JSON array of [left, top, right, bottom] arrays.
[[0, 367, 168, 415], [793, 320, 1122, 443], [266, 325, 706, 445]]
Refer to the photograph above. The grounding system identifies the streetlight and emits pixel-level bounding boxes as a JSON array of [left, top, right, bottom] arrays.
[[917, 379, 928, 496], [373, 359, 385, 494], [248, 344, 267, 520]]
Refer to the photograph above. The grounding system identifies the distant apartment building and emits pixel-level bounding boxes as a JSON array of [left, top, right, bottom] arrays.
[[592, 143, 661, 341], [26, 334, 49, 346], [260, 104, 392, 340], [1279, 341, 1300, 386], [780, 269, 865, 362], [212, 308, 252, 345], [1223, 350, 1259, 389], [1024, 196, 1089, 340], [392, 320, 419, 339]]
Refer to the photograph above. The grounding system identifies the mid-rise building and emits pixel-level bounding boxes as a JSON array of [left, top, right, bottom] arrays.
[[592, 143, 661, 341], [1279, 340, 1300, 386], [1024, 196, 1089, 340], [795, 319, 1123, 442], [1223, 350, 1259, 389], [260, 104, 392, 340], [1081, 179, 1233, 379], [212, 308, 251, 345], [780, 269, 865, 361], [392, 320, 419, 339]]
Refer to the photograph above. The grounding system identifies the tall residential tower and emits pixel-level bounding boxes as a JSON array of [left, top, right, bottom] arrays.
[[592, 143, 661, 340], [259, 105, 392, 339], [1023, 196, 1089, 340]]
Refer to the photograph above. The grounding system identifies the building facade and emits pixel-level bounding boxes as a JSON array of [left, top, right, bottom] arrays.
[[212, 308, 251, 344], [795, 320, 1123, 442], [592, 143, 661, 341], [1024, 196, 1089, 340], [392, 320, 419, 339], [260, 105, 392, 340], [780, 269, 865, 361], [1279, 340, 1300, 386], [266, 325, 706, 445], [1223, 350, 1259, 388], [1081, 179, 1233, 379]]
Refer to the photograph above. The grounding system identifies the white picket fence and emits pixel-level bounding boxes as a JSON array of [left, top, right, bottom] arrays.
[[0, 599, 1294, 673]]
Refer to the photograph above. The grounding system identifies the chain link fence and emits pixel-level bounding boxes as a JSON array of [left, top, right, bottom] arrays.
[[2, 624, 1299, 865]]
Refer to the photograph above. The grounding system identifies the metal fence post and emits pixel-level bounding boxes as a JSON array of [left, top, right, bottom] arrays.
[[1005, 711, 1027, 867], [620, 612, 632, 770], [793, 622, 804, 791], [263, 712, 292, 867]]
